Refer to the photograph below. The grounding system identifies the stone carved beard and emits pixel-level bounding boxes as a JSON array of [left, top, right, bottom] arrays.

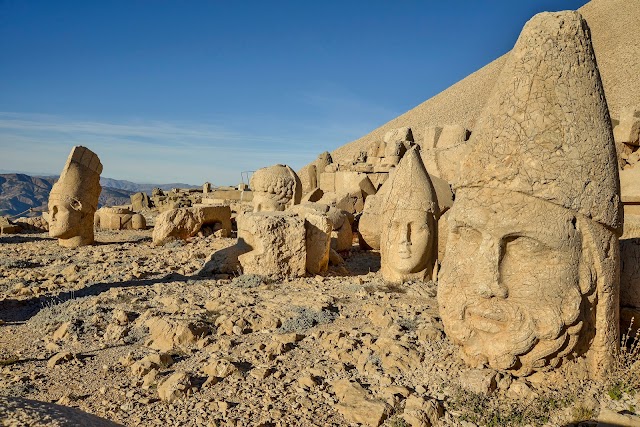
[[438, 188, 602, 376]]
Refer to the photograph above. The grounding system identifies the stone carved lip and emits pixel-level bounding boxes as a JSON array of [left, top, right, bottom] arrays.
[[396, 245, 411, 259], [465, 304, 510, 334]]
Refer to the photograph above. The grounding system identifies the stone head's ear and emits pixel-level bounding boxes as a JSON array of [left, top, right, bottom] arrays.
[[69, 197, 83, 212]]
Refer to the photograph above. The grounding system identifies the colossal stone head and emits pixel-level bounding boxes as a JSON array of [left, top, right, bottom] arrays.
[[48, 146, 102, 248], [380, 147, 439, 283], [250, 164, 302, 212], [437, 11, 622, 377]]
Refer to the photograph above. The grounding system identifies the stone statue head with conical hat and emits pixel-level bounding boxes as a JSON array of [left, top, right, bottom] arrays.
[[437, 11, 621, 378], [380, 146, 440, 283], [48, 146, 102, 248]]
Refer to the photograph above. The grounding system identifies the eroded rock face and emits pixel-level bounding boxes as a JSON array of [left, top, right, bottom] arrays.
[[237, 212, 306, 277], [48, 146, 102, 248], [380, 147, 439, 283], [438, 11, 622, 377], [250, 164, 302, 212]]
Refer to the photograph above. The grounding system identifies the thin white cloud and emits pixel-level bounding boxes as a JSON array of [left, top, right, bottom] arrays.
[[0, 112, 332, 184]]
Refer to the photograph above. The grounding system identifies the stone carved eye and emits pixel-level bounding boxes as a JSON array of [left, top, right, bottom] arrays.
[[504, 235, 547, 255], [450, 224, 482, 245]]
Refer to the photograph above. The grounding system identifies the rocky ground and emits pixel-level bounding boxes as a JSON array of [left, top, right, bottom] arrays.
[[0, 230, 639, 427]]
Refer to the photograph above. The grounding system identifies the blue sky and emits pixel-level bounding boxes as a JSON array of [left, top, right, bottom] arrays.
[[0, 0, 589, 185]]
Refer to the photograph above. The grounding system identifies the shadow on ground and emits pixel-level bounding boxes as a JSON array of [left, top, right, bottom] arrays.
[[0, 272, 214, 323], [0, 396, 124, 426]]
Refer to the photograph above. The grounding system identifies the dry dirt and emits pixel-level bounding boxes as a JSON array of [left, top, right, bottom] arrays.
[[1, 230, 638, 426]]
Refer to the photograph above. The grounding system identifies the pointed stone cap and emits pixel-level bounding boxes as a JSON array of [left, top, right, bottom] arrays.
[[456, 11, 622, 234], [382, 146, 439, 215], [50, 146, 102, 212]]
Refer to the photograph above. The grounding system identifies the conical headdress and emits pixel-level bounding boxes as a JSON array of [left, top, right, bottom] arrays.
[[383, 147, 439, 215], [49, 146, 102, 212], [456, 11, 622, 234]]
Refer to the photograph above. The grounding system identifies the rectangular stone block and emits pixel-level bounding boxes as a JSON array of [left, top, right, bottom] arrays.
[[319, 172, 336, 193], [237, 212, 306, 277]]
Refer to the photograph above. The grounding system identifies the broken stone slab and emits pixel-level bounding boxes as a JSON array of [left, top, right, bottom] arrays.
[[383, 127, 413, 144], [94, 207, 146, 230], [0, 217, 21, 234], [331, 379, 392, 427], [237, 212, 306, 277], [289, 205, 332, 275], [614, 107, 640, 147], [130, 192, 152, 211], [157, 372, 193, 403], [143, 316, 209, 352], [152, 205, 231, 246]]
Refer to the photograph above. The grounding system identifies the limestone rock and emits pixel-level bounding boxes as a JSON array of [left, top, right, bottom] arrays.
[[130, 192, 152, 211], [152, 205, 231, 246], [459, 369, 497, 396], [48, 146, 102, 248], [13, 216, 48, 232], [0, 217, 21, 234], [614, 107, 640, 147], [157, 372, 193, 403], [438, 11, 621, 378], [289, 205, 333, 274], [94, 207, 146, 230], [144, 317, 209, 352], [236, 212, 306, 277], [47, 351, 74, 368], [332, 379, 392, 426]]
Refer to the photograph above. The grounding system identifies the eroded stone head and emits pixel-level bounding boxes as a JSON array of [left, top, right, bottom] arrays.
[[380, 147, 439, 283], [438, 11, 621, 377], [250, 164, 302, 212], [48, 146, 102, 248]]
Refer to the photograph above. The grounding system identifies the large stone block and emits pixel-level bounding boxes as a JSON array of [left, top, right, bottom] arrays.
[[290, 205, 332, 275], [319, 172, 336, 193], [152, 205, 231, 246], [94, 207, 146, 230], [614, 107, 640, 147], [237, 212, 306, 277]]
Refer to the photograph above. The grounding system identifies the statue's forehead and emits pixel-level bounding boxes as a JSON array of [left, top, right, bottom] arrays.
[[449, 188, 576, 241]]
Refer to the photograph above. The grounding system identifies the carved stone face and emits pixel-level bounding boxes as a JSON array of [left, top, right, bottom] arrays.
[[48, 196, 84, 239], [252, 192, 285, 212], [381, 208, 435, 280], [438, 188, 585, 373]]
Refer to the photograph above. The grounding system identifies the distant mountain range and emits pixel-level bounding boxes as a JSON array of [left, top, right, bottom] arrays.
[[0, 173, 199, 218], [99, 177, 200, 193]]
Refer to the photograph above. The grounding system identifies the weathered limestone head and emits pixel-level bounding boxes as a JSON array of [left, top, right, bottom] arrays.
[[48, 146, 102, 248], [380, 147, 439, 283], [250, 164, 302, 212], [438, 11, 622, 377]]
